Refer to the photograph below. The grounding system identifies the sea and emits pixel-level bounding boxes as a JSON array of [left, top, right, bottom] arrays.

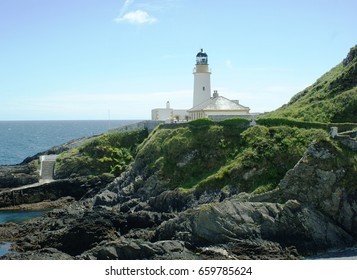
[[0, 209, 47, 224], [0, 120, 140, 165], [0, 209, 49, 257]]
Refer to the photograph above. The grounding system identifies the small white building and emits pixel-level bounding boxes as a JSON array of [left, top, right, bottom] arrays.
[[151, 101, 172, 122], [151, 101, 189, 122], [188, 90, 250, 120]]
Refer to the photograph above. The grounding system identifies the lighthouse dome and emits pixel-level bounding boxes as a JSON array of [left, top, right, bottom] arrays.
[[196, 49, 208, 64]]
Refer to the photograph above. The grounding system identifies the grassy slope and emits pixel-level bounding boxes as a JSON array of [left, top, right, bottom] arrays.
[[134, 121, 330, 195], [55, 129, 148, 179], [54, 119, 354, 197], [265, 45, 357, 123]]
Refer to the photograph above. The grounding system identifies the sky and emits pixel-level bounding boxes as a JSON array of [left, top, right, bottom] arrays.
[[0, 0, 356, 120]]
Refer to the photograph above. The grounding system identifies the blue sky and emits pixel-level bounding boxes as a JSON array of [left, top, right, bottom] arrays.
[[0, 0, 356, 120]]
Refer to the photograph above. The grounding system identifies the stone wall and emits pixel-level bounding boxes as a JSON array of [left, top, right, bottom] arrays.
[[336, 135, 357, 151], [330, 127, 357, 151], [208, 114, 257, 122], [110, 120, 163, 133]]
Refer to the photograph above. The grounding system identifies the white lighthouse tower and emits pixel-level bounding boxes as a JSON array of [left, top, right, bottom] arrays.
[[193, 49, 211, 107]]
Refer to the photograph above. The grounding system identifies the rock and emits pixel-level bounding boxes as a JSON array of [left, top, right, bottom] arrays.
[[149, 190, 193, 212], [1, 247, 74, 260], [10, 207, 123, 256], [343, 45, 357, 66], [277, 141, 357, 237], [0, 163, 38, 189], [0, 196, 74, 211], [0, 223, 20, 241], [0, 177, 105, 208], [307, 143, 335, 159], [223, 239, 301, 260], [93, 190, 118, 207], [155, 198, 354, 256], [120, 198, 150, 213], [79, 239, 200, 260]]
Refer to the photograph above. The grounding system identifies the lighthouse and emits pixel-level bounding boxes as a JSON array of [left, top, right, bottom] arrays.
[[152, 48, 252, 122], [193, 49, 211, 107]]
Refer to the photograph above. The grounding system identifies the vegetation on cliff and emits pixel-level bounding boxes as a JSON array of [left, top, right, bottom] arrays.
[[133, 121, 330, 196], [265, 45, 357, 123], [53, 117, 347, 199], [55, 129, 147, 179]]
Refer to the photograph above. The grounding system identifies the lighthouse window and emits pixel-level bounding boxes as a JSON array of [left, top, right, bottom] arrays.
[[203, 86, 205, 91]]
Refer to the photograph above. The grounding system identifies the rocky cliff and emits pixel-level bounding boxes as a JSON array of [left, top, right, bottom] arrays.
[[1, 120, 356, 260], [0, 162, 38, 189]]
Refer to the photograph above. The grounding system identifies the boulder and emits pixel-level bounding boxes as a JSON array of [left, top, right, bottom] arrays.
[[277, 141, 357, 236], [0, 164, 38, 189], [155, 198, 354, 255], [79, 239, 200, 260], [93, 190, 118, 207], [1, 247, 73, 260]]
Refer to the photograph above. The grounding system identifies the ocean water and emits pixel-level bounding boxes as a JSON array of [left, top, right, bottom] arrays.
[[306, 247, 357, 260], [0, 210, 49, 257], [0, 242, 11, 257], [0, 210, 47, 224], [0, 120, 139, 165]]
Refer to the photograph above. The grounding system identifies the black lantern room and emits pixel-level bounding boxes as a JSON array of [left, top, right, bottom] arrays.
[[196, 49, 208, 65]]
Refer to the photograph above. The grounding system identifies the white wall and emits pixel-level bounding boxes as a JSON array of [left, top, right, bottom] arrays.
[[151, 108, 173, 121], [172, 109, 189, 121]]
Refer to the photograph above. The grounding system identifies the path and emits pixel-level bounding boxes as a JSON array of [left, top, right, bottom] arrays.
[[0, 179, 55, 195], [39, 155, 58, 180]]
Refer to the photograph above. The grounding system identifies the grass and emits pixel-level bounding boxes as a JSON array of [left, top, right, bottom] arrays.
[[134, 122, 332, 195], [265, 45, 357, 123], [55, 129, 148, 178]]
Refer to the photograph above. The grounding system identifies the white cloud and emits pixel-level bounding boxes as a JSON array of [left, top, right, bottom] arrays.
[[119, 0, 135, 16], [114, 9, 157, 24]]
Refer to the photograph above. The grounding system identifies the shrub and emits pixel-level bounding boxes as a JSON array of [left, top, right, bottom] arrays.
[[256, 117, 357, 132], [189, 118, 214, 126], [219, 117, 250, 127], [189, 125, 331, 194], [55, 129, 148, 178]]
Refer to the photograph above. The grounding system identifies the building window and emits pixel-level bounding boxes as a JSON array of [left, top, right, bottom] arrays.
[[203, 86, 205, 91]]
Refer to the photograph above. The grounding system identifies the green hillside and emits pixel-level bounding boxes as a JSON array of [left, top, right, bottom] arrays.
[[266, 45, 357, 123], [133, 121, 329, 197]]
